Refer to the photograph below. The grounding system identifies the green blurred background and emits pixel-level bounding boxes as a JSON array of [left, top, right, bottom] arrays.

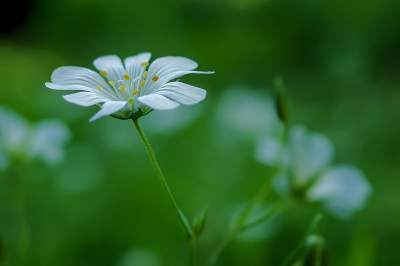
[[0, 0, 399, 265]]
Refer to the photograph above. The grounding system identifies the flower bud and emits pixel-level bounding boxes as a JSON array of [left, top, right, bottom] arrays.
[[273, 77, 289, 124], [192, 205, 209, 239]]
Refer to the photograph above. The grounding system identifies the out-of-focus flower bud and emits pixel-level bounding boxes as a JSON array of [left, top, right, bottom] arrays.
[[273, 77, 289, 124], [192, 205, 209, 240]]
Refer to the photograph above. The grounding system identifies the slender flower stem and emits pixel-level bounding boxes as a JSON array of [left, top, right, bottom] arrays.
[[133, 119, 194, 263], [210, 124, 289, 265], [281, 214, 324, 266], [189, 240, 195, 266], [209, 199, 288, 265]]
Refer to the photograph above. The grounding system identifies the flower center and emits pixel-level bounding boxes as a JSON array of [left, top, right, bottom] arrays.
[[97, 61, 152, 106]]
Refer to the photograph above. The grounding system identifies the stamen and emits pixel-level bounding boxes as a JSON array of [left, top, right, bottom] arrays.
[[132, 89, 139, 95], [140, 81, 145, 87], [128, 98, 134, 108], [96, 86, 102, 90], [123, 74, 130, 80], [143, 71, 147, 78], [108, 81, 115, 86], [119, 86, 126, 92], [152, 75, 159, 82], [141, 62, 149, 67], [100, 71, 108, 77]]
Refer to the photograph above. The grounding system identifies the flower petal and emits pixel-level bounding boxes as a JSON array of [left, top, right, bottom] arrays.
[[124, 52, 151, 82], [89, 101, 131, 122], [0, 106, 29, 151], [255, 137, 282, 166], [306, 165, 373, 219], [62, 92, 110, 107], [149, 56, 199, 72], [93, 55, 126, 83], [289, 125, 333, 186], [28, 120, 71, 165], [143, 56, 214, 94], [46, 66, 116, 99], [137, 94, 180, 110], [154, 82, 206, 105]]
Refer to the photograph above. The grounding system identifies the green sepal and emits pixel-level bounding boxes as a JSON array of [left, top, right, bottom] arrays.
[[130, 109, 144, 120], [192, 205, 209, 239]]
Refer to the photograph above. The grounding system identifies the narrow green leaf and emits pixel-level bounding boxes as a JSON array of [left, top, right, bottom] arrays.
[[192, 205, 209, 239]]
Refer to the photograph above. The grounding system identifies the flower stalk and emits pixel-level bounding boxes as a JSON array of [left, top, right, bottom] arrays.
[[210, 109, 290, 265], [133, 119, 195, 264]]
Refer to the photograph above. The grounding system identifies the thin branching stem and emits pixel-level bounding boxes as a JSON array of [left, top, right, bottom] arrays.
[[133, 119, 194, 265]]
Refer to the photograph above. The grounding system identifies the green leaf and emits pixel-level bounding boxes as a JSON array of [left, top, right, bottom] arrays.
[[192, 205, 209, 239]]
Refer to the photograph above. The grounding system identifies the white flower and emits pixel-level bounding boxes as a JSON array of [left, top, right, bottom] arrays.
[[0, 106, 71, 168], [256, 124, 373, 219], [45, 53, 214, 122]]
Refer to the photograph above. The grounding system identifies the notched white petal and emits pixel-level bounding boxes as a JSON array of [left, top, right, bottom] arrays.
[[28, 120, 71, 165], [155, 82, 206, 105], [143, 70, 214, 95], [149, 56, 199, 72], [93, 55, 126, 82], [124, 52, 152, 77], [50, 66, 110, 88], [289, 124, 334, 186], [63, 92, 109, 107], [46, 82, 89, 91], [255, 137, 282, 166], [137, 94, 180, 110], [89, 101, 131, 122], [306, 165, 372, 219]]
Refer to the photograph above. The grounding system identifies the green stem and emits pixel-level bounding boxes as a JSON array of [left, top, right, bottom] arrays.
[[133, 119, 194, 249], [189, 240, 195, 266], [209, 200, 288, 265], [281, 213, 324, 266], [209, 231, 234, 265], [210, 123, 289, 265], [239, 200, 289, 232]]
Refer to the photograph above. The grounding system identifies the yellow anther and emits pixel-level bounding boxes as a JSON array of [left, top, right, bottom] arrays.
[[123, 74, 130, 80], [108, 81, 115, 86], [100, 70, 108, 77], [141, 62, 149, 67], [96, 86, 102, 90], [119, 86, 126, 92], [143, 71, 147, 78], [152, 75, 159, 82], [140, 80, 145, 87], [132, 89, 139, 95]]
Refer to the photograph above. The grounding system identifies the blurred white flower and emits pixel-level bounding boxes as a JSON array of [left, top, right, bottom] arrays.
[[46, 53, 214, 122], [0, 106, 71, 168], [256, 124, 372, 219]]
